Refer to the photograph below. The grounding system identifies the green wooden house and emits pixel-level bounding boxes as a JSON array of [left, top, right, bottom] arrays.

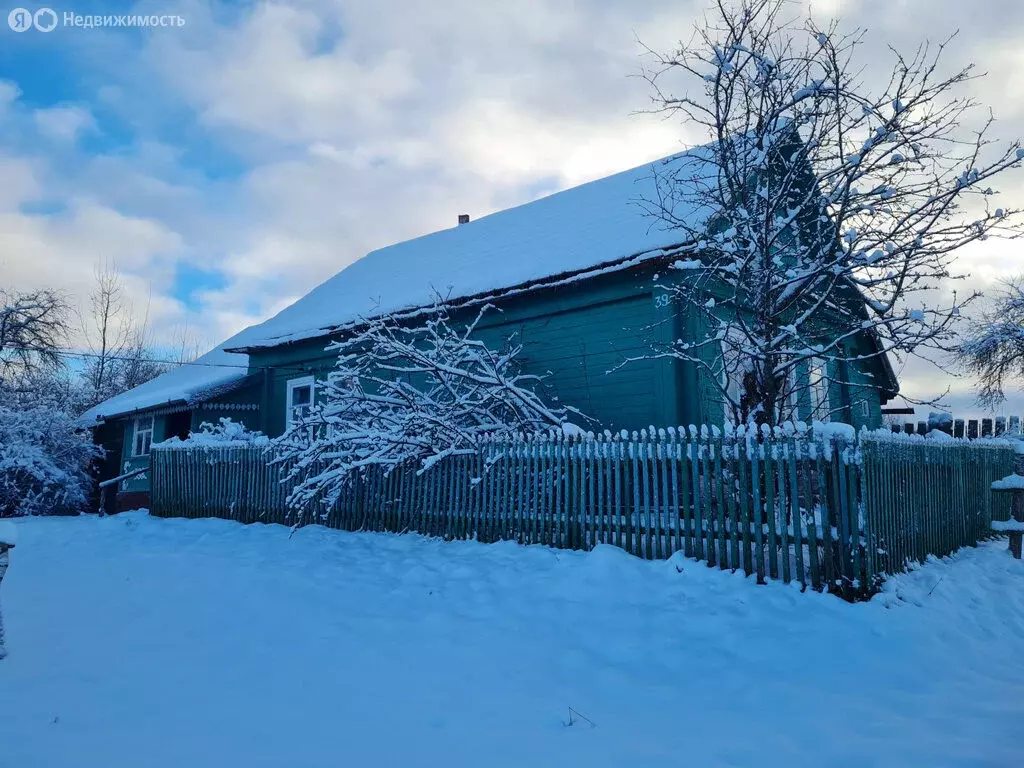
[[83, 147, 898, 511]]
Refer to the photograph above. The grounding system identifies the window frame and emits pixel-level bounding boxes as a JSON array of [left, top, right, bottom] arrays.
[[132, 415, 155, 457], [809, 358, 830, 422], [286, 376, 315, 431]]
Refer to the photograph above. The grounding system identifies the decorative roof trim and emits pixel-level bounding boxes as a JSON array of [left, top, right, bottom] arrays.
[[195, 402, 260, 411]]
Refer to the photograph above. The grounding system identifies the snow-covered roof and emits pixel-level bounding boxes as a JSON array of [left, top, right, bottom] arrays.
[[79, 330, 255, 424], [81, 149, 711, 424], [231, 148, 713, 350]]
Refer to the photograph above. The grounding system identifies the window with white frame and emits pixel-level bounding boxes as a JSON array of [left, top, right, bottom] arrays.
[[809, 359, 830, 421], [286, 376, 315, 431], [132, 415, 154, 456]]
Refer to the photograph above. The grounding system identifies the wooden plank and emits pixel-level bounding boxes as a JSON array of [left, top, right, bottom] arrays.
[[640, 433, 652, 559], [835, 442, 851, 585], [815, 440, 834, 592], [626, 435, 637, 555], [788, 435, 805, 589], [801, 442, 819, 592], [726, 435, 741, 572], [542, 435, 554, 547], [714, 431, 728, 569], [737, 434, 752, 576], [763, 434, 778, 580], [691, 432, 705, 562], [752, 434, 766, 584], [584, 437, 594, 550], [659, 436, 671, 558]]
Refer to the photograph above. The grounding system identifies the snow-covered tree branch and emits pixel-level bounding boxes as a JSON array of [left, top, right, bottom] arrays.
[[275, 301, 581, 511], [640, 0, 1024, 425]]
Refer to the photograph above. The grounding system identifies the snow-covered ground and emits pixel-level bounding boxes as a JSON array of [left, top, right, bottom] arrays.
[[1, 513, 1022, 768]]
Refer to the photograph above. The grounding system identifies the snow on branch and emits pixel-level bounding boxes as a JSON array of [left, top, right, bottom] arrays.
[[0, 400, 101, 517], [275, 299, 583, 511], [638, 0, 1024, 425]]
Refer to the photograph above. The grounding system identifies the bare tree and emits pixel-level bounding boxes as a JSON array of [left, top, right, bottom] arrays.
[[0, 289, 69, 391], [640, 0, 1023, 425], [957, 278, 1024, 408], [78, 263, 172, 410], [165, 322, 203, 366], [82, 261, 133, 398], [276, 300, 581, 511]]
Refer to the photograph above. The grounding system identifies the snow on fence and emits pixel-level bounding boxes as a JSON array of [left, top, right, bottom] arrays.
[[149, 427, 1014, 598]]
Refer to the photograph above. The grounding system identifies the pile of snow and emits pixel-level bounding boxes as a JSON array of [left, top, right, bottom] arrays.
[[991, 519, 1024, 532], [0, 520, 16, 547], [1, 514, 1023, 767], [927, 411, 953, 431], [156, 418, 269, 450], [991, 473, 1024, 491], [809, 420, 856, 441]]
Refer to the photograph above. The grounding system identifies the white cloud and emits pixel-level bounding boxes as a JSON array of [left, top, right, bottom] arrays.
[[33, 106, 96, 143], [0, 0, 1022, 410]]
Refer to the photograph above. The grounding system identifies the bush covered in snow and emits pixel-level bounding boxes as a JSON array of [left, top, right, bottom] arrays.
[[0, 403, 101, 517], [157, 418, 268, 449], [276, 302, 579, 509]]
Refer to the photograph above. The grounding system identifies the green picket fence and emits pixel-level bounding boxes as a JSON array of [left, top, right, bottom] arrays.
[[149, 428, 1014, 598]]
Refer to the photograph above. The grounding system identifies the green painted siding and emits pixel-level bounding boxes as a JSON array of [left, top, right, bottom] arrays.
[[249, 268, 698, 437], [245, 264, 888, 437], [112, 380, 264, 496], [190, 381, 264, 433], [474, 295, 661, 431], [119, 413, 167, 494]]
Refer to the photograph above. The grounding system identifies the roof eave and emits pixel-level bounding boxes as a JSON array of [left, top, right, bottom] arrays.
[[227, 241, 695, 354]]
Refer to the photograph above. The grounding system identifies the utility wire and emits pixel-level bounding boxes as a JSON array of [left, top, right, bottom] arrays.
[[0, 343, 318, 375]]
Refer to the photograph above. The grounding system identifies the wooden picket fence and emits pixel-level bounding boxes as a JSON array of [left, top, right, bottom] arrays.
[[150, 427, 1014, 599], [892, 414, 1022, 439]]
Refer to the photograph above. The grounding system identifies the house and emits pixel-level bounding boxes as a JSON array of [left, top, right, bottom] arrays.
[[81, 342, 263, 512], [82, 147, 899, 511]]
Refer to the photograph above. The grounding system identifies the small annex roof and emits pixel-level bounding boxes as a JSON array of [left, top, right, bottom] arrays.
[[78, 329, 257, 424], [228, 148, 715, 351]]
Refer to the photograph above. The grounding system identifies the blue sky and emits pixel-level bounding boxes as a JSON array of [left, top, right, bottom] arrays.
[[1, 0, 1023, 415]]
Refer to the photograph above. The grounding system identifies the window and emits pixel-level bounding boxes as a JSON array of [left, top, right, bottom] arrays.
[[809, 359, 830, 422], [718, 339, 746, 422], [132, 415, 154, 456], [286, 376, 315, 431]]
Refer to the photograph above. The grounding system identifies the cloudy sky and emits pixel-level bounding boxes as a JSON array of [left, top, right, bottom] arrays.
[[1, 0, 1022, 417]]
